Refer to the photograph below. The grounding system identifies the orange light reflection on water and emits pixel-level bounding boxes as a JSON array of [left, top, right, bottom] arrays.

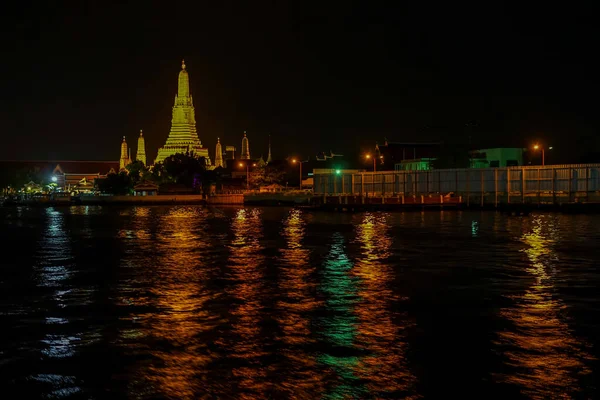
[[352, 213, 418, 398], [275, 209, 325, 397], [134, 207, 217, 400], [226, 208, 270, 399]]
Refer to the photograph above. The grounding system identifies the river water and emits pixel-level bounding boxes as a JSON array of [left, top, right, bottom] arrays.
[[0, 206, 599, 399]]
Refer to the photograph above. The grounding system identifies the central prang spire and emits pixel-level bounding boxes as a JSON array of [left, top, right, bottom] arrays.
[[177, 59, 190, 100], [155, 60, 210, 165]]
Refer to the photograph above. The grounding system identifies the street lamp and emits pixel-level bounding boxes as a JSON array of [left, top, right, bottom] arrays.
[[365, 154, 376, 172], [238, 162, 249, 190], [291, 158, 308, 189], [533, 144, 552, 166]]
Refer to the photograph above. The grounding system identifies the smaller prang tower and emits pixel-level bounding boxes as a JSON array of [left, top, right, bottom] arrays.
[[241, 131, 250, 160], [136, 130, 146, 166], [119, 136, 131, 170], [215, 138, 224, 168]]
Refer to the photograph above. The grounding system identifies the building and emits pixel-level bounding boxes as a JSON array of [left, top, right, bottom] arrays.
[[119, 136, 131, 170], [155, 60, 210, 164], [241, 131, 250, 159], [394, 158, 436, 171], [469, 148, 524, 168], [136, 130, 146, 166], [214, 138, 224, 168], [376, 140, 442, 171], [133, 181, 158, 196], [0, 160, 119, 192]]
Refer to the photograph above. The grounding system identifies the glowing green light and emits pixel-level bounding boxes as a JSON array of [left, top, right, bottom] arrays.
[[336, 169, 341, 175]]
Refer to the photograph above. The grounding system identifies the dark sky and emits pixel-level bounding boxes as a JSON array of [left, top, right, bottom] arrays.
[[1, 2, 598, 163]]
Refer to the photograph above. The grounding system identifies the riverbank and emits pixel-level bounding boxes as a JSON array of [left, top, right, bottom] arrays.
[[1, 192, 311, 207], [2, 194, 242, 206], [5, 194, 600, 214], [302, 201, 600, 214]]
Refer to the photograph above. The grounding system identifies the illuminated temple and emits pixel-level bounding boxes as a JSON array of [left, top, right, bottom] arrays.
[[155, 60, 210, 165]]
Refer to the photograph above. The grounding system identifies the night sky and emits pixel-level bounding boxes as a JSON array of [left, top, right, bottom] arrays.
[[1, 2, 598, 164]]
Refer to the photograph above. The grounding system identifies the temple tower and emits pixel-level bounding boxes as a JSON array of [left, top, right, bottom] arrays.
[[119, 136, 130, 170], [241, 131, 250, 160], [215, 137, 224, 168], [155, 60, 210, 164], [136, 130, 146, 166], [267, 135, 272, 164]]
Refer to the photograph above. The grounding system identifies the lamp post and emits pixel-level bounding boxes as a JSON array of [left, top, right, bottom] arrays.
[[239, 162, 249, 190], [365, 154, 376, 172], [291, 158, 307, 189], [533, 144, 552, 166]]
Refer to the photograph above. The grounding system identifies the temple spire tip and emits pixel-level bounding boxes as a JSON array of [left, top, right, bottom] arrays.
[[181, 59, 186, 70]]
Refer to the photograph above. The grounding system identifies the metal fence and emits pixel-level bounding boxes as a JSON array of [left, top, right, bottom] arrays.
[[314, 164, 600, 204]]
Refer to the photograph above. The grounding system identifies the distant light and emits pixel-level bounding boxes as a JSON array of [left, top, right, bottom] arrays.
[[238, 162, 243, 167], [365, 154, 371, 159], [252, 163, 257, 167], [549, 146, 553, 150], [51, 176, 57, 182], [292, 159, 297, 163], [27, 187, 31, 190], [335, 169, 341, 175], [533, 144, 539, 150]]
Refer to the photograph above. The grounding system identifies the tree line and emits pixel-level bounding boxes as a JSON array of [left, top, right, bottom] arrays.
[[97, 153, 288, 195]]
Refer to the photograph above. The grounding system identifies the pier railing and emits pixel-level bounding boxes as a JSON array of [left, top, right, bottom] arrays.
[[314, 164, 600, 205]]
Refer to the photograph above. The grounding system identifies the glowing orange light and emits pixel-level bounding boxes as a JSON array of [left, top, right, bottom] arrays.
[[238, 162, 243, 167], [252, 163, 257, 167], [292, 159, 297, 164], [534, 144, 540, 150], [365, 154, 371, 159]]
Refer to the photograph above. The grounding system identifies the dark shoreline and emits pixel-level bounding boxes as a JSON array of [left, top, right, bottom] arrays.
[[3, 200, 600, 214]]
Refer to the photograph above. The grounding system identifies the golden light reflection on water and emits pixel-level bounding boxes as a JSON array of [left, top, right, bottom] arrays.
[[496, 215, 593, 398], [133, 207, 217, 399], [226, 208, 269, 399], [353, 213, 418, 398], [276, 209, 325, 397]]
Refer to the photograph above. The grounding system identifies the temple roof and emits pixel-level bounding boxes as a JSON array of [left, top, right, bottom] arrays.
[[0, 160, 119, 175]]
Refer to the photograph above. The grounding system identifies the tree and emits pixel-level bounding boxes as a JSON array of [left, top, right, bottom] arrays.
[[248, 163, 286, 188], [125, 161, 149, 186], [0, 166, 49, 191], [151, 153, 208, 191], [96, 172, 132, 195]]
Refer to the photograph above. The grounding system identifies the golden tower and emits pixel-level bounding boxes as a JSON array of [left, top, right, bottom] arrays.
[[119, 136, 131, 170], [241, 131, 250, 160], [155, 60, 210, 164], [215, 137, 224, 168], [136, 129, 146, 166]]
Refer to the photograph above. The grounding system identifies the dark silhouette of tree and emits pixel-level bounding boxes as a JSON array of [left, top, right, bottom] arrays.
[[0, 166, 49, 190], [249, 163, 286, 188], [151, 153, 208, 191], [125, 161, 149, 186], [96, 172, 132, 195]]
